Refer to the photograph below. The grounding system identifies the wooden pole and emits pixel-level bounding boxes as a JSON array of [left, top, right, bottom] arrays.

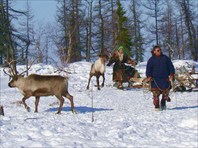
[[0, 105, 4, 116]]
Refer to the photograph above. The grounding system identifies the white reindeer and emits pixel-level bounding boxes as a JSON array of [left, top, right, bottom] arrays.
[[87, 54, 109, 90]]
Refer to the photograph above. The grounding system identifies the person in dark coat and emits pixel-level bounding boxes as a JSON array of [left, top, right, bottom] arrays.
[[146, 45, 175, 111], [107, 46, 136, 89]]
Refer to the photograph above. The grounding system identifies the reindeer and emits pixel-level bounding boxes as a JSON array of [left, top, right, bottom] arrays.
[[87, 53, 109, 90], [4, 61, 75, 114]]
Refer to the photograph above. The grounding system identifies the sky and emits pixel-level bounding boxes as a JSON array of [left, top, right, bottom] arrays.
[[14, 0, 57, 24]]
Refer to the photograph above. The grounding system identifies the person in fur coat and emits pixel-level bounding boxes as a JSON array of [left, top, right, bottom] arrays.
[[146, 45, 175, 111], [107, 46, 136, 89]]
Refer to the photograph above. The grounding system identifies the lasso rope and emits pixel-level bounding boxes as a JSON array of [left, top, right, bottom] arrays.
[[153, 79, 171, 91], [153, 78, 178, 107], [142, 81, 152, 100]]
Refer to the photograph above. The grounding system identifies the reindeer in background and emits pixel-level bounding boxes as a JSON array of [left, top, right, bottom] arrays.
[[87, 53, 109, 90]]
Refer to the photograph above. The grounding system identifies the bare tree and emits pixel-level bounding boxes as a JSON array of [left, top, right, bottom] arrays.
[[129, 0, 145, 62], [159, 0, 175, 59], [21, 0, 34, 75], [177, 0, 197, 61], [110, 0, 117, 47], [66, 0, 82, 63], [174, 8, 185, 60], [56, 0, 82, 64], [143, 0, 164, 45], [5, 0, 16, 69], [0, 0, 26, 72], [85, 0, 93, 61]]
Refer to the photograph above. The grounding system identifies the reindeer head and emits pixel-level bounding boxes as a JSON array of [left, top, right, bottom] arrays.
[[3, 60, 32, 88], [8, 75, 24, 88], [98, 53, 109, 62]]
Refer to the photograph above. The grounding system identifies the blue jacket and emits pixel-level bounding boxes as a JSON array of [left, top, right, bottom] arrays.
[[146, 54, 175, 90]]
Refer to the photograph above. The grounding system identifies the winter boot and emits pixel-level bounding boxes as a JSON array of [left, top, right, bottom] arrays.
[[117, 82, 124, 89], [153, 97, 160, 111], [161, 98, 166, 110]]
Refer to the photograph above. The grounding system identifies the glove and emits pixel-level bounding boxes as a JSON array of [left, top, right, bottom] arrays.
[[169, 74, 175, 81], [147, 77, 153, 82]]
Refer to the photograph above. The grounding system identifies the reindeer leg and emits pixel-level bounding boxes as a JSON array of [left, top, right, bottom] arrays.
[[35, 96, 40, 113], [96, 75, 100, 90], [101, 73, 105, 87], [56, 95, 64, 114], [22, 96, 30, 112], [64, 93, 75, 113], [87, 74, 93, 90]]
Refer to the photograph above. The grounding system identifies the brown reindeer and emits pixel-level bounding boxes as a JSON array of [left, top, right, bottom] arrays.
[[4, 62, 75, 114], [87, 54, 109, 90]]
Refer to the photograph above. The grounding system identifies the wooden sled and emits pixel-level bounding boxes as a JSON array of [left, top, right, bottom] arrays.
[[129, 77, 150, 88]]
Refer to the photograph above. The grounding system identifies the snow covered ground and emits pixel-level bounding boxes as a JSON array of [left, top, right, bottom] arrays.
[[0, 60, 198, 147]]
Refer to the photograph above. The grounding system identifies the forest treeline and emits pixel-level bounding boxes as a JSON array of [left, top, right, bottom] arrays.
[[0, 0, 197, 69]]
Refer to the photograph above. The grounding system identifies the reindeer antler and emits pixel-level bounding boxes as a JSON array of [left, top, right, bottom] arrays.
[[3, 60, 17, 77], [19, 59, 35, 76], [3, 68, 12, 77]]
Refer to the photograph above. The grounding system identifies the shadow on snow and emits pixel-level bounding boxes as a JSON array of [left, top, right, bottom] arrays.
[[45, 106, 113, 113], [169, 105, 198, 110]]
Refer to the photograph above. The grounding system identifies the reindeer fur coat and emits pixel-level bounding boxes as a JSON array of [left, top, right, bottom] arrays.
[[107, 52, 135, 82]]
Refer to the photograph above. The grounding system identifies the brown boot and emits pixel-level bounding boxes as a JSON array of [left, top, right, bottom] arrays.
[[117, 82, 123, 89], [153, 97, 160, 111]]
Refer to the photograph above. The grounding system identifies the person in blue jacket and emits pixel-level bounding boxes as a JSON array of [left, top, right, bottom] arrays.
[[146, 45, 175, 111]]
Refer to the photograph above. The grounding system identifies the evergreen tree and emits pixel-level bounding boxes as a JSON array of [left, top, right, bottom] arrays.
[[115, 1, 133, 56]]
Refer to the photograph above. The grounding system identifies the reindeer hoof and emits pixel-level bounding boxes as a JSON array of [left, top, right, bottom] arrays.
[[87, 86, 89, 90], [72, 109, 77, 114], [26, 106, 30, 112], [56, 111, 61, 114]]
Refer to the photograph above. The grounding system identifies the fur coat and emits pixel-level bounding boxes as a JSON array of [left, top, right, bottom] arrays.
[[107, 52, 136, 82]]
